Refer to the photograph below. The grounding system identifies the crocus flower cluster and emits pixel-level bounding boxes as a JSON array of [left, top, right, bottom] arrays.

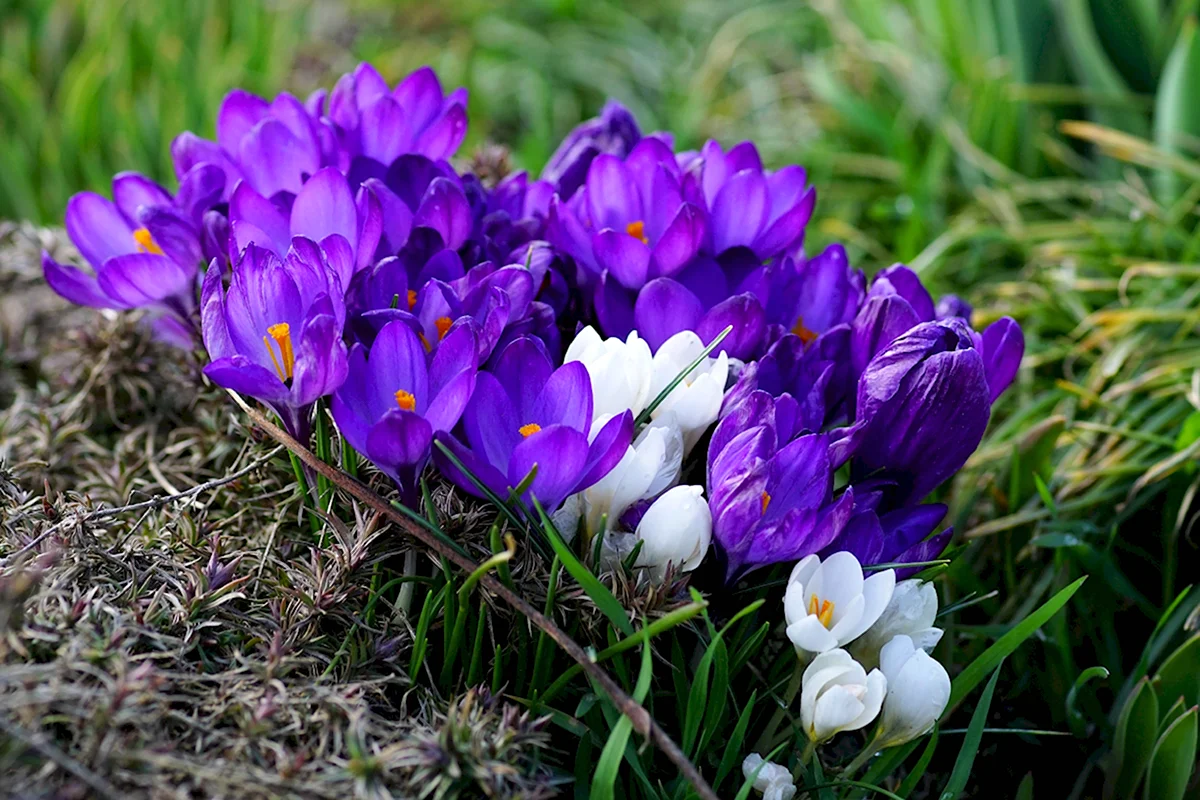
[[43, 62, 1023, 594]]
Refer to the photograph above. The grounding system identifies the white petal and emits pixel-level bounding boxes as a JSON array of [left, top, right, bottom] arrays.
[[837, 568, 895, 644], [878, 634, 918, 681], [634, 485, 711, 577], [827, 593, 865, 644], [848, 669, 887, 731], [564, 325, 602, 363], [788, 554, 822, 589], [783, 580, 809, 626], [910, 627, 944, 653], [810, 551, 864, 609], [787, 615, 839, 655], [877, 650, 949, 747], [812, 685, 866, 741]]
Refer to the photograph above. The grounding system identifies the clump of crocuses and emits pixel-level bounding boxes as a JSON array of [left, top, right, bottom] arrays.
[[43, 63, 1023, 667]]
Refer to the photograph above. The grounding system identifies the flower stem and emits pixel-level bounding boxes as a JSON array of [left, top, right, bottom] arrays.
[[755, 659, 805, 752], [841, 731, 882, 778]]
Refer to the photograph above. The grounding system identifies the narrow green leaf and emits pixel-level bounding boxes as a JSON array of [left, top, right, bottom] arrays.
[[948, 577, 1086, 709], [1143, 707, 1198, 800], [1066, 666, 1110, 737], [714, 691, 758, 791], [635, 325, 732, 426], [532, 496, 634, 636], [1152, 634, 1200, 712], [896, 726, 940, 797], [1105, 677, 1161, 800], [1154, 18, 1200, 202], [589, 643, 653, 800], [940, 662, 1004, 800]]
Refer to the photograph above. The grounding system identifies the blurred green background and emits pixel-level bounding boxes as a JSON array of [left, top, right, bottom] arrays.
[[6, 0, 1200, 795]]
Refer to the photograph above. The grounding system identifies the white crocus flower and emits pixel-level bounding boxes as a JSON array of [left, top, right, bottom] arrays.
[[565, 325, 654, 419], [581, 413, 684, 537], [647, 330, 730, 454], [850, 579, 943, 670], [874, 634, 951, 748], [784, 552, 896, 659], [633, 485, 712, 578], [800, 648, 886, 742], [741, 753, 797, 800]]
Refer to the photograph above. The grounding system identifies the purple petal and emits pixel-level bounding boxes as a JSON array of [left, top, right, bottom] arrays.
[[290, 308, 349, 406], [711, 170, 769, 253], [433, 431, 509, 500], [414, 178, 471, 251], [355, 184, 383, 272], [414, 104, 468, 162], [753, 185, 814, 257], [981, 317, 1024, 403], [230, 183, 290, 255], [851, 294, 922, 377], [696, 293, 766, 361], [96, 253, 192, 308], [65, 193, 135, 266], [492, 336, 554, 420], [394, 66, 445, 133], [873, 265, 935, 322], [238, 119, 317, 198], [290, 167, 358, 251], [217, 90, 269, 153], [139, 207, 202, 270], [426, 369, 476, 433], [112, 172, 172, 221], [370, 319, 431, 411], [594, 272, 636, 340], [578, 410, 635, 489], [586, 154, 641, 230], [531, 361, 593, 433], [463, 372, 522, 473], [176, 164, 227, 224], [204, 355, 288, 405], [650, 202, 705, 278], [508, 424, 591, 511], [361, 95, 409, 165], [633, 277, 703, 352], [594, 229, 652, 290], [364, 178, 414, 254], [42, 253, 112, 308], [366, 411, 434, 473]]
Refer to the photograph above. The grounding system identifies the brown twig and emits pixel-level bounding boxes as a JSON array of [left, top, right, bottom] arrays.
[[229, 394, 720, 800]]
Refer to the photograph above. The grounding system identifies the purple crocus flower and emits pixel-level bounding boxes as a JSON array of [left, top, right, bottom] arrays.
[[547, 137, 706, 297], [765, 244, 865, 342], [830, 498, 952, 579], [682, 139, 816, 263], [172, 88, 323, 201], [319, 64, 468, 177], [359, 157, 472, 259], [541, 99, 643, 200], [229, 166, 382, 279], [707, 389, 854, 579], [433, 336, 632, 512], [200, 239, 349, 440], [42, 171, 218, 345], [331, 320, 477, 504], [833, 318, 994, 506]]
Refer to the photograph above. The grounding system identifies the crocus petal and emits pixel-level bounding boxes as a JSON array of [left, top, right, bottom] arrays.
[[366, 411, 434, 473], [393, 66, 444, 132], [414, 178, 471, 250], [509, 424, 591, 511], [42, 253, 113, 309], [291, 167, 358, 251], [360, 95, 409, 165], [754, 185, 814, 257], [586, 154, 641, 230], [531, 361, 593, 433], [594, 272, 637, 340], [594, 229, 652, 290], [578, 411, 635, 490], [414, 103, 468, 161], [230, 183, 290, 255], [492, 336, 555, 420], [239, 118, 316, 198], [633, 278, 704, 352], [981, 316, 1024, 403], [65, 193, 135, 267], [204, 355, 289, 405], [711, 170, 769, 253], [433, 431, 508, 499], [217, 89, 269, 153], [696, 293, 766, 362], [355, 184, 384, 272], [463, 372, 523, 473], [112, 172, 173, 222], [96, 253, 192, 308], [650, 202, 705, 278]]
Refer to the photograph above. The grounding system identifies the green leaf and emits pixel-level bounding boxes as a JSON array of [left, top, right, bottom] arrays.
[[589, 643, 653, 800], [532, 497, 634, 636], [1104, 677, 1161, 800], [1015, 772, 1034, 800], [1155, 19, 1200, 202], [1174, 411, 1200, 453], [1153, 634, 1200, 713], [939, 662, 1004, 800], [896, 726, 940, 797], [1143, 707, 1198, 800], [948, 577, 1086, 709], [713, 691, 758, 791], [1055, 0, 1148, 139], [635, 325, 732, 426], [1066, 666, 1110, 737]]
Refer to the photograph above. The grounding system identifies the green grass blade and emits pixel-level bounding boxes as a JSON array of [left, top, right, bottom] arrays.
[[939, 662, 1004, 800]]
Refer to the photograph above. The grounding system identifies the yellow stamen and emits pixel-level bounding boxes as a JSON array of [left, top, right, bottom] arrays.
[[419, 332, 432, 352], [395, 389, 416, 411], [263, 322, 295, 381], [407, 290, 418, 310], [761, 491, 771, 514], [519, 423, 541, 438], [132, 227, 164, 256], [808, 594, 835, 628], [625, 219, 648, 245], [435, 316, 453, 340], [792, 317, 818, 345]]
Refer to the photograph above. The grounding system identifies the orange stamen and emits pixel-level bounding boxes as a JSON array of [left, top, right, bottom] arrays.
[[132, 227, 164, 255], [808, 594, 835, 627], [519, 423, 541, 438], [407, 290, 418, 310], [792, 317, 818, 345], [761, 491, 771, 514], [395, 389, 416, 411], [263, 322, 295, 381], [625, 219, 648, 245], [435, 316, 453, 340]]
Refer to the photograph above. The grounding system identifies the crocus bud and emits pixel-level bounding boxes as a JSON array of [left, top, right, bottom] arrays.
[[566, 325, 654, 419], [874, 634, 950, 748], [647, 330, 730, 454], [634, 485, 712, 578], [541, 100, 642, 200], [580, 412, 684, 537], [850, 579, 943, 670], [784, 552, 896, 659], [800, 648, 886, 742], [742, 753, 797, 800]]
